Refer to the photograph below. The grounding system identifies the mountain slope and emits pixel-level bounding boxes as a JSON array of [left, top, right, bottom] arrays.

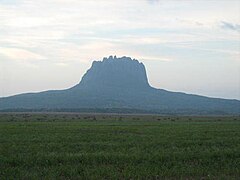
[[0, 56, 239, 115]]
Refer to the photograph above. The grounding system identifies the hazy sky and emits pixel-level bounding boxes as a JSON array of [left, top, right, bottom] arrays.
[[0, 0, 240, 99]]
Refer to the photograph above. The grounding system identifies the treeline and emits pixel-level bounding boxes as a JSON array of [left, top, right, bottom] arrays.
[[0, 108, 233, 115]]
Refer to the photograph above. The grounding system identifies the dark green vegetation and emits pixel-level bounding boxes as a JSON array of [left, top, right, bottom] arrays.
[[1, 113, 240, 179], [1, 56, 239, 115]]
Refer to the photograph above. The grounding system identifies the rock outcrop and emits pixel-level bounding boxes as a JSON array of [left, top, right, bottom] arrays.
[[78, 56, 150, 89]]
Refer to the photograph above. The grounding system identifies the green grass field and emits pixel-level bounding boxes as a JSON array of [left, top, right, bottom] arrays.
[[0, 114, 240, 179]]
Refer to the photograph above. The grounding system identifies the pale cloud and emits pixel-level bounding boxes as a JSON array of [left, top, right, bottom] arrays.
[[3, 16, 54, 28], [147, 0, 160, 4], [220, 21, 240, 32], [141, 56, 173, 62], [120, 33, 208, 45], [55, 62, 69, 67], [0, 47, 45, 60], [161, 40, 240, 62]]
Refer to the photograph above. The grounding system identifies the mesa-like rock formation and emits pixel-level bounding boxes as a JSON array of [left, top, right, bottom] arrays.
[[78, 56, 149, 90], [0, 56, 239, 115]]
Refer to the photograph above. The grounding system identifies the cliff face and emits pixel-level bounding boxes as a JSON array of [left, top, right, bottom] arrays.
[[78, 56, 150, 90]]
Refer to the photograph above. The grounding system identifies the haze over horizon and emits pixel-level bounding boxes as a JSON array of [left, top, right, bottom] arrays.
[[0, 0, 240, 99]]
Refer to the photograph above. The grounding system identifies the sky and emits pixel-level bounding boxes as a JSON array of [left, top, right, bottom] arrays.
[[0, 0, 240, 99]]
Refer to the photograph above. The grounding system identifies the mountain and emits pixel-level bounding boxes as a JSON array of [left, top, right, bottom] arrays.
[[0, 56, 239, 115]]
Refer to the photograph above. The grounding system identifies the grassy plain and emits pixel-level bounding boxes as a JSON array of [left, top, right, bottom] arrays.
[[0, 113, 240, 179]]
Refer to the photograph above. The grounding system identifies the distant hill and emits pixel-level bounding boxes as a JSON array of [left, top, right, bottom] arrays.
[[0, 56, 239, 115]]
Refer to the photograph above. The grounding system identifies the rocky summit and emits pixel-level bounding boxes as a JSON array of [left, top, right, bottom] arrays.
[[78, 56, 150, 90], [0, 56, 239, 115]]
